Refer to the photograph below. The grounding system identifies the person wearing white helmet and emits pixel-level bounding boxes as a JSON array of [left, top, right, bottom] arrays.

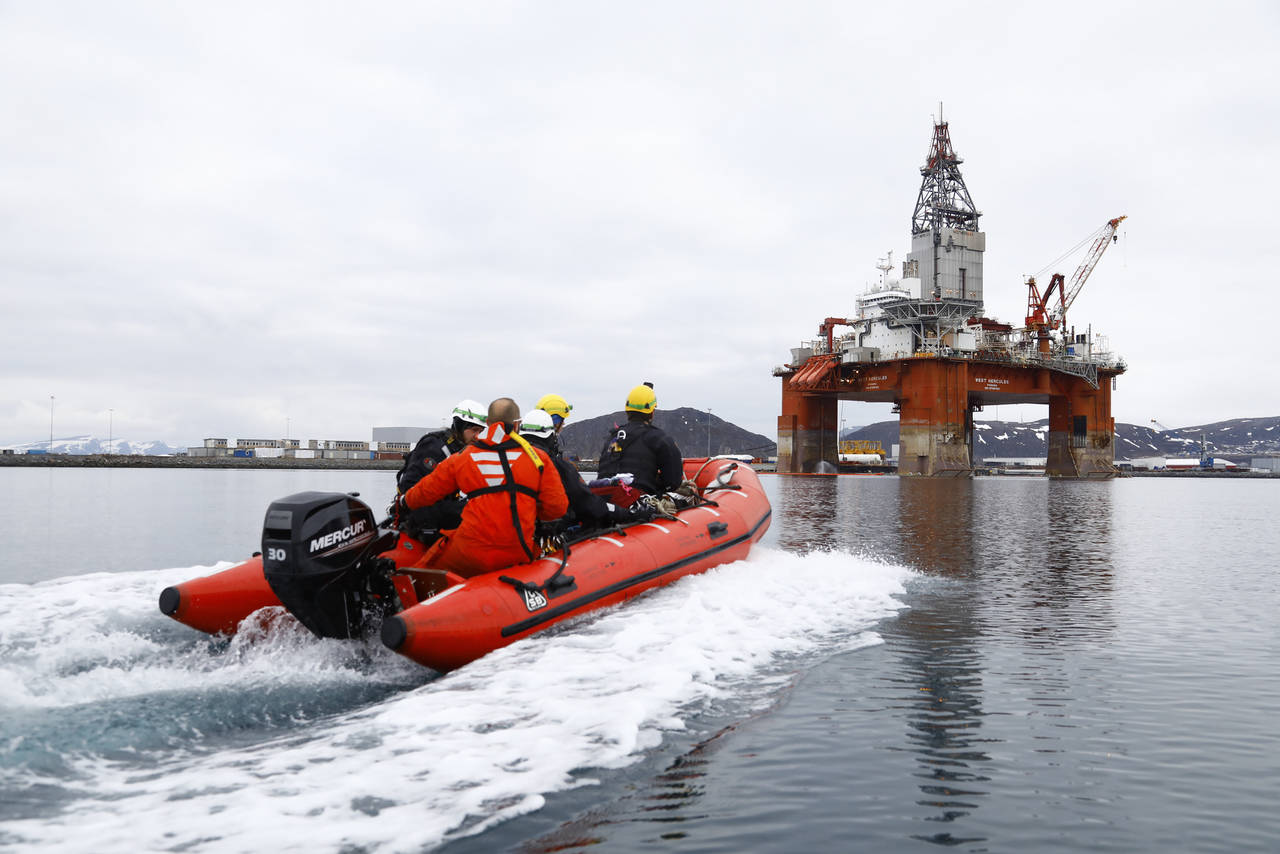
[[399, 398, 569, 577], [396, 399, 487, 494], [392, 400, 487, 538]]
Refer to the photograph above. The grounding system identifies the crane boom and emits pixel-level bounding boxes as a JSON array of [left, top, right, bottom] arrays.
[[1057, 215, 1126, 327], [1024, 215, 1126, 353]]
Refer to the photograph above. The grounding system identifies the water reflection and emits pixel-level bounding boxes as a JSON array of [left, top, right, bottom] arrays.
[[895, 478, 978, 575], [514, 723, 737, 852], [771, 474, 902, 555], [497, 476, 1122, 851], [890, 479, 990, 845], [1044, 480, 1116, 582], [772, 475, 842, 552], [973, 480, 1118, 644], [776, 475, 1118, 846]]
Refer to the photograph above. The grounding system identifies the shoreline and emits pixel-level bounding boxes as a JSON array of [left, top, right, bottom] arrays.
[[0, 454, 403, 471], [3, 455, 1274, 478]]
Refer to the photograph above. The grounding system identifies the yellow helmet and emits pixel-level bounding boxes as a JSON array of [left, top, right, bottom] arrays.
[[534, 393, 572, 423], [625, 382, 657, 413]]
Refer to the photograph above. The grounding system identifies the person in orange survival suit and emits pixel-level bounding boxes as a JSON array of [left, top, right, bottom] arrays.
[[400, 397, 569, 577]]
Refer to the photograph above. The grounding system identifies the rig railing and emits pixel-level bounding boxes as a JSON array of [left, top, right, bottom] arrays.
[[776, 339, 1125, 388]]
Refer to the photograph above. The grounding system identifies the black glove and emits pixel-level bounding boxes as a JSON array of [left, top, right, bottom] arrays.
[[628, 503, 657, 523], [387, 495, 410, 527], [609, 503, 655, 525]]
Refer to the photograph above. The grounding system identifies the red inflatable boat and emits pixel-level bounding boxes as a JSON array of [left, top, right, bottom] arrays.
[[159, 458, 771, 671]]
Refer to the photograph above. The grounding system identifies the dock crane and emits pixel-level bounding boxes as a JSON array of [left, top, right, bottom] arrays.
[[1025, 215, 1127, 354]]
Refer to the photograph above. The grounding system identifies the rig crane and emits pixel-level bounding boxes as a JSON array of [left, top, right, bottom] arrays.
[[1025, 215, 1127, 354]]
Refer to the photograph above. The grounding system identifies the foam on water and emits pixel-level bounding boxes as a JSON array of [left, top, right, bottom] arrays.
[[0, 547, 911, 852]]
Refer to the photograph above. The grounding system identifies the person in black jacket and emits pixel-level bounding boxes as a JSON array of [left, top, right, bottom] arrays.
[[521, 408, 653, 528], [396, 399, 486, 494], [391, 399, 486, 539], [597, 382, 683, 496]]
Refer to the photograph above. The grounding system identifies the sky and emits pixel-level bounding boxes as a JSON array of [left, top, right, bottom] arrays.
[[3, 1, 1278, 447]]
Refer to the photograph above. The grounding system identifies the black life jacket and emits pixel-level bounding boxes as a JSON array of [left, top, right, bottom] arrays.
[[597, 423, 634, 474], [396, 429, 465, 493], [528, 434, 610, 524], [598, 421, 662, 492]]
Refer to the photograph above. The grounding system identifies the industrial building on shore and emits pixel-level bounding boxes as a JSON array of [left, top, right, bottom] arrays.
[[187, 426, 430, 461]]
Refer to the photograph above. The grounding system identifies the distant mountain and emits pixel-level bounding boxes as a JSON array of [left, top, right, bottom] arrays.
[[1115, 417, 1280, 460], [9, 415, 1274, 463], [559, 407, 776, 462], [844, 416, 1280, 462], [1, 435, 185, 456]]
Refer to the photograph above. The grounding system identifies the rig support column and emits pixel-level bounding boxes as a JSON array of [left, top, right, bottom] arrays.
[[777, 386, 838, 473], [897, 359, 973, 477], [1046, 377, 1118, 478]]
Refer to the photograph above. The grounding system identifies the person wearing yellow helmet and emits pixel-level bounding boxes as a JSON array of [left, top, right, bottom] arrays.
[[534, 393, 573, 429], [597, 382, 683, 495], [531, 393, 573, 458], [624, 384, 656, 415]]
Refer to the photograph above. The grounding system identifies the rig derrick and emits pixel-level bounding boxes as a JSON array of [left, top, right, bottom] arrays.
[[775, 112, 1127, 478]]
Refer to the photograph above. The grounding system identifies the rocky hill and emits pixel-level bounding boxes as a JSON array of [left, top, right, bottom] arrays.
[[1125, 416, 1280, 459], [845, 416, 1280, 463], [558, 407, 776, 462]]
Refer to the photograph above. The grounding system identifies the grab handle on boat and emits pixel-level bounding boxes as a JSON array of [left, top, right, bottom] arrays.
[[500, 539, 576, 598]]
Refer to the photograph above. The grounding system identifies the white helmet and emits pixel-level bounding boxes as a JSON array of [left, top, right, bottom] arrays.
[[519, 408, 556, 438], [451, 399, 487, 428]]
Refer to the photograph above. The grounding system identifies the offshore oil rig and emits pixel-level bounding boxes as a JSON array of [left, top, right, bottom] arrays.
[[775, 114, 1127, 477]]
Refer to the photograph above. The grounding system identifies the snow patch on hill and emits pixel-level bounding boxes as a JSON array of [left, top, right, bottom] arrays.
[[1, 436, 184, 456]]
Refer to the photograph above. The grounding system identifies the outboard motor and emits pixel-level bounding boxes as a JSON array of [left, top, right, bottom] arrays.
[[261, 491, 399, 639]]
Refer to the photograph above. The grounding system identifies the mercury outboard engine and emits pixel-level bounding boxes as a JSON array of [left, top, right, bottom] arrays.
[[261, 491, 399, 639]]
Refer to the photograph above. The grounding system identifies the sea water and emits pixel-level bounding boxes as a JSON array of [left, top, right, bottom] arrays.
[[0, 468, 1277, 852]]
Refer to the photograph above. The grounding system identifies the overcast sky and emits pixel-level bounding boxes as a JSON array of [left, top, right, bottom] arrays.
[[3, 2, 1277, 447]]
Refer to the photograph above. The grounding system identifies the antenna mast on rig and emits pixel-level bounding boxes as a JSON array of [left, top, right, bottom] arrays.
[[911, 104, 981, 235], [891, 107, 987, 339]]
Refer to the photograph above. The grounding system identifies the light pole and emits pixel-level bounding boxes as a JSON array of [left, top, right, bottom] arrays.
[[706, 408, 712, 457], [49, 395, 55, 454], [108, 409, 113, 454]]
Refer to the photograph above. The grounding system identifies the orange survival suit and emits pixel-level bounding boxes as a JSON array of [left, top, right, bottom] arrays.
[[403, 420, 569, 577]]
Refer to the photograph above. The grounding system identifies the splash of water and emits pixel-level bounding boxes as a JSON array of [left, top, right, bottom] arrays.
[[0, 548, 911, 851]]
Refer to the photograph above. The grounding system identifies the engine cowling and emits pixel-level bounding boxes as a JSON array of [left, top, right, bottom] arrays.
[[260, 491, 396, 638]]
